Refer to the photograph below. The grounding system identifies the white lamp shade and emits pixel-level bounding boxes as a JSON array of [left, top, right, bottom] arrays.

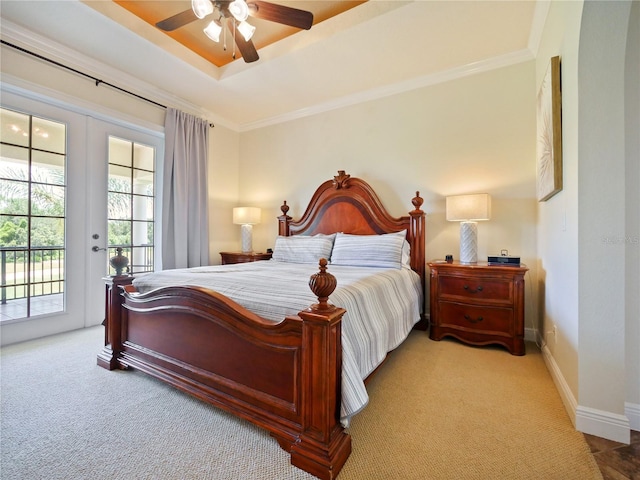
[[203, 20, 222, 42], [192, 0, 214, 19], [237, 21, 256, 41], [446, 193, 491, 264], [233, 207, 261, 225], [446, 194, 491, 221], [229, 0, 249, 21]]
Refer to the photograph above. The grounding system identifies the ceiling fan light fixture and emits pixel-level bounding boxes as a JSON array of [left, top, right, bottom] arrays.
[[192, 0, 214, 19], [203, 19, 222, 42], [228, 0, 249, 22], [237, 21, 256, 41]]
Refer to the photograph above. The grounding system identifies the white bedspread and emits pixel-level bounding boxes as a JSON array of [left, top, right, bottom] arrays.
[[132, 260, 423, 424]]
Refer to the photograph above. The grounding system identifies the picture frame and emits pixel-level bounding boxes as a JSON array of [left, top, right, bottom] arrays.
[[536, 56, 563, 202]]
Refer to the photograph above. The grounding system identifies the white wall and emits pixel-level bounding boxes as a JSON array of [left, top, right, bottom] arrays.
[[534, 0, 583, 416], [575, 0, 636, 442], [536, 0, 638, 443], [238, 61, 539, 332], [624, 0, 640, 429]]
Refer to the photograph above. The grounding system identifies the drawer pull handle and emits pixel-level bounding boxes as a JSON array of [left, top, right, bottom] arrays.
[[464, 314, 484, 324], [463, 285, 483, 293]]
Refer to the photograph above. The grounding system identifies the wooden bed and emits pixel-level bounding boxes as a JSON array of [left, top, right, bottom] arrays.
[[97, 170, 426, 479]]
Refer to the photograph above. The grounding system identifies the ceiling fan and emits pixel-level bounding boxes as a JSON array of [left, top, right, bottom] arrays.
[[155, 0, 314, 63]]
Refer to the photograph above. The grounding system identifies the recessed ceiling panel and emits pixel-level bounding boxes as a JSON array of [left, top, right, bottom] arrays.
[[114, 1, 366, 66]]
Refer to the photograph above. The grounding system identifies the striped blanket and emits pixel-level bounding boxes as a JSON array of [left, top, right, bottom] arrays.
[[132, 260, 423, 424]]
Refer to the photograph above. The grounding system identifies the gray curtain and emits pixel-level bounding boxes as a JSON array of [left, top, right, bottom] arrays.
[[162, 108, 210, 269]]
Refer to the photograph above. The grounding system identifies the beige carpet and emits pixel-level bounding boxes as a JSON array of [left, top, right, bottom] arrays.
[[1, 326, 602, 479]]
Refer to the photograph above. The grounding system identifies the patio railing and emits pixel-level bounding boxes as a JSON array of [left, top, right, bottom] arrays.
[[1, 246, 65, 305], [1, 244, 154, 305]]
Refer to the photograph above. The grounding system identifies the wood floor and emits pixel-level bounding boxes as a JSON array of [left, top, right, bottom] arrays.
[[584, 430, 640, 479]]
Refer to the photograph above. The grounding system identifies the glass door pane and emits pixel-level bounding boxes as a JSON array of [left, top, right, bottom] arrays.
[[0, 107, 66, 320], [107, 136, 156, 275]]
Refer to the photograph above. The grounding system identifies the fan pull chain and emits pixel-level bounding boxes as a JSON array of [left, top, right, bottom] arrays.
[[232, 21, 237, 59], [223, 18, 227, 52]]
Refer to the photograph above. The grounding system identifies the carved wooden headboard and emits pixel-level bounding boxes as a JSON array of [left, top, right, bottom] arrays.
[[277, 170, 426, 315]]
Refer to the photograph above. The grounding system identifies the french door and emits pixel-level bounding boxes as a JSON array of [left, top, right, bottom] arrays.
[[0, 88, 163, 345]]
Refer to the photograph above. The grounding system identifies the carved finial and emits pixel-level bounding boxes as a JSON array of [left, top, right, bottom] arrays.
[[280, 200, 290, 215], [308, 258, 337, 312], [412, 191, 424, 212], [332, 170, 351, 190]]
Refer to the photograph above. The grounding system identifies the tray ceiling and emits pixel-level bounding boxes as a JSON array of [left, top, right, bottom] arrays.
[[113, 1, 365, 67]]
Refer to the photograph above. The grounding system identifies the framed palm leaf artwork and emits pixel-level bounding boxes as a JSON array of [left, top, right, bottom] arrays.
[[537, 56, 563, 201]]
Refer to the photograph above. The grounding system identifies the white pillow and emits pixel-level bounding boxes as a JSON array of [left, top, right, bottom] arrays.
[[402, 239, 411, 268], [272, 234, 335, 264], [330, 230, 407, 269]]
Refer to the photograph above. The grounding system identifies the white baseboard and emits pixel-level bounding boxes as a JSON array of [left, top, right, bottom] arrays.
[[626, 402, 640, 431], [541, 342, 633, 444], [576, 406, 631, 444], [541, 342, 577, 426]]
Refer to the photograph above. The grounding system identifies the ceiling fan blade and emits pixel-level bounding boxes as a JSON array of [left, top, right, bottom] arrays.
[[248, 1, 313, 30], [156, 9, 198, 31], [227, 21, 260, 63]]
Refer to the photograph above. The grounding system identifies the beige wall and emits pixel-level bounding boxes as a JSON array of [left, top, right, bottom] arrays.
[[207, 124, 241, 260], [238, 61, 538, 329]]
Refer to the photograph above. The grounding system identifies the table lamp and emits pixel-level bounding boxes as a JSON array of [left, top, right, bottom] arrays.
[[233, 207, 261, 253], [446, 194, 491, 264]]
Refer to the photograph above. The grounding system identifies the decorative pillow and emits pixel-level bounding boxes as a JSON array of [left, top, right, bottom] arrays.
[[330, 230, 407, 269], [272, 234, 335, 264]]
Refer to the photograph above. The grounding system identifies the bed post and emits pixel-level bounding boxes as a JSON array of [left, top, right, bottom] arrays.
[[278, 201, 292, 236], [97, 275, 133, 370], [291, 259, 352, 480], [409, 191, 428, 329]]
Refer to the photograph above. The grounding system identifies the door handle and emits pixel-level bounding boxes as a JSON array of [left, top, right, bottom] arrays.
[[91, 246, 107, 252]]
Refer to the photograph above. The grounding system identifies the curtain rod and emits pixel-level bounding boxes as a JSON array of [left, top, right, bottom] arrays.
[[1, 39, 215, 127], [1, 40, 167, 109]]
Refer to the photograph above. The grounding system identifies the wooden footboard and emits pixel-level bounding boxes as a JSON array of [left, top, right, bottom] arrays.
[[97, 260, 351, 480]]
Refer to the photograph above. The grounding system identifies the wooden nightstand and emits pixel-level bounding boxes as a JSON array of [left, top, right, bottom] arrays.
[[428, 261, 528, 355], [220, 251, 272, 265]]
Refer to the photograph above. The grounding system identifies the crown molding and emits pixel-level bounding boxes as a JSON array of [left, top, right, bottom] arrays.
[[0, 20, 237, 131], [528, 0, 552, 57], [239, 48, 535, 132], [2, 16, 537, 134], [1, 74, 165, 136]]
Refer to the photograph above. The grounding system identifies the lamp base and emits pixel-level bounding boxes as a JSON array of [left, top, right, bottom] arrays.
[[240, 224, 253, 253], [459, 221, 478, 264]]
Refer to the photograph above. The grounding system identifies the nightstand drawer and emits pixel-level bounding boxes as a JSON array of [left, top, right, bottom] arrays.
[[439, 302, 513, 335], [439, 275, 512, 303]]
